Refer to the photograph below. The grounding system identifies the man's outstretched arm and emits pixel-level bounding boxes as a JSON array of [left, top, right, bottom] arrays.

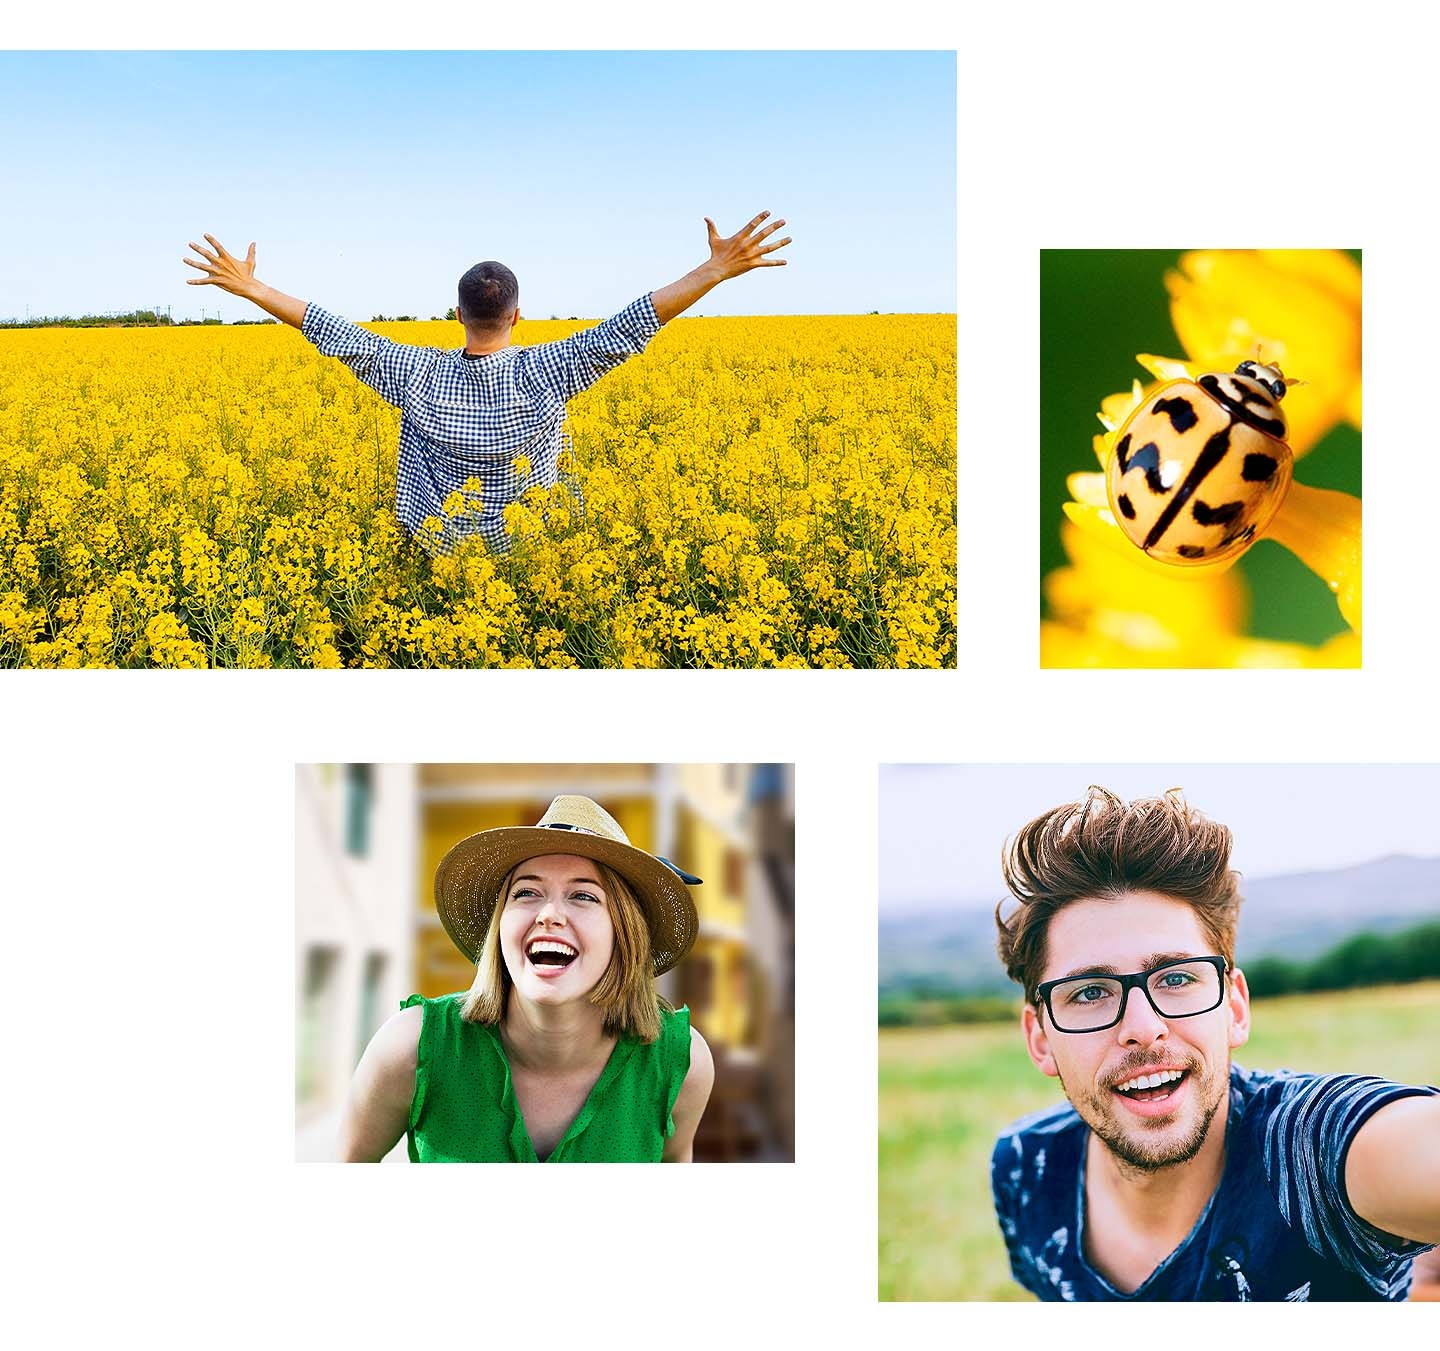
[[183, 235, 305, 327], [650, 211, 791, 324], [1345, 1094, 1440, 1244], [182, 233, 427, 408]]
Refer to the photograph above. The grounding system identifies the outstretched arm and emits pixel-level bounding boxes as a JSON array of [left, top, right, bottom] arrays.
[[650, 210, 791, 324], [1345, 1094, 1440, 1243], [186, 232, 429, 408], [183, 234, 305, 328]]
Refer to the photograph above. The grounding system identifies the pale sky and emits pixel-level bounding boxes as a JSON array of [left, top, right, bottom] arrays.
[[0, 51, 955, 323], [879, 764, 1440, 914]]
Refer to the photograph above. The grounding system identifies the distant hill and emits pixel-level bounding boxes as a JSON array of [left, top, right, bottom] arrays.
[[879, 853, 1440, 996]]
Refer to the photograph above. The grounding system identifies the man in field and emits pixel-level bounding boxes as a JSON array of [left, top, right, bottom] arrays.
[[990, 787, 1440, 1301], [182, 212, 791, 553]]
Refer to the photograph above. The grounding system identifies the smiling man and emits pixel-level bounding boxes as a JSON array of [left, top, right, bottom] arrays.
[[990, 787, 1440, 1301]]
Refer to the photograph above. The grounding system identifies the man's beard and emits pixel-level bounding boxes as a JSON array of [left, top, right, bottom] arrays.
[[1057, 1054, 1228, 1173]]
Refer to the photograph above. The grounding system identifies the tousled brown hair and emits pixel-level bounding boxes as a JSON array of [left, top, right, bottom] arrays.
[[459, 857, 664, 1043], [996, 787, 1241, 1004]]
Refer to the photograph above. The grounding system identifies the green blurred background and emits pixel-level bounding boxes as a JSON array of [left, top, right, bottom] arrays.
[[1038, 250, 1362, 646]]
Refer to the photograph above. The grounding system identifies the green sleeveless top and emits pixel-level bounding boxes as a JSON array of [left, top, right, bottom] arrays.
[[400, 993, 692, 1163]]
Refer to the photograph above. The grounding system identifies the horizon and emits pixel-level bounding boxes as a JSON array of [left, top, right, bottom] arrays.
[[0, 51, 956, 321], [0, 307, 961, 327]]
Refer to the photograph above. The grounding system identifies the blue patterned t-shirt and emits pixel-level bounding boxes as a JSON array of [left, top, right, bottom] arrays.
[[991, 1066, 1437, 1301]]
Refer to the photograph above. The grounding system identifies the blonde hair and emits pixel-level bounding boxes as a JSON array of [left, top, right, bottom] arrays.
[[458, 857, 664, 1043]]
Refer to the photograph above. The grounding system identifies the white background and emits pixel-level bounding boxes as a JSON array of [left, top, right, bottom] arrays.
[[5, 2, 1438, 1344]]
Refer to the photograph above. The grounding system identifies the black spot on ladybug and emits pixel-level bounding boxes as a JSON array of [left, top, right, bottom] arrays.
[[1144, 426, 1232, 552], [1220, 522, 1259, 548], [1117, 493, 1136, 520], [1152, 396, 1199, 433], [1242, 453, 1278, 482], [1178, 545, 1207, 559], [1192, 499, 1245, 527], [1119, 441, 1168, 494]]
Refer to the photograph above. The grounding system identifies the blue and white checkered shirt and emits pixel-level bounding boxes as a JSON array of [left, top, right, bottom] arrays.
[[300, 294, 662, 552]]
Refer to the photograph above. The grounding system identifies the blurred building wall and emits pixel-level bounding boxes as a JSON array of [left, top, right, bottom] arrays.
[[295, 764, 418, 1160]]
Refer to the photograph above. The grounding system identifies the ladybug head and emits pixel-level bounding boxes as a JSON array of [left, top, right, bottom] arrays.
[[1234, 359, 1288, 402]]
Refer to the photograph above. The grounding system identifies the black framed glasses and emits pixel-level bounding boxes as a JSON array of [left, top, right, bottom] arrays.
[[1035, 955, 1228, 1033]]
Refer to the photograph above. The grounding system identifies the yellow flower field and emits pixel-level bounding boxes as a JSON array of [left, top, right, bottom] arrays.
[[0, 314, 955, 668]]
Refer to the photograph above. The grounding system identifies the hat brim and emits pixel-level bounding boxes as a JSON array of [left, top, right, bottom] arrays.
[[434, 826, 699, 976]]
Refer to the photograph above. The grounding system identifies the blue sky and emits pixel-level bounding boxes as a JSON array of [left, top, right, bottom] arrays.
[[0, 51, 955, 322], [880, 765, 1440, 913]]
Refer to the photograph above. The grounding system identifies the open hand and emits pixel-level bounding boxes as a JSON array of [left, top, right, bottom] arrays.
[[703, 211, 791, 281], [183, 235, 258, 297]]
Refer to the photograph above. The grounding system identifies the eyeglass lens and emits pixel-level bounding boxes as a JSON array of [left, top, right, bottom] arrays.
[[1048, 960, 1222, 1030]]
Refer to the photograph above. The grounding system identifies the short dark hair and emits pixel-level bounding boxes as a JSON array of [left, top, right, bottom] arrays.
[[457, 261, 518, 327], [996, 787, 1241, 1004]]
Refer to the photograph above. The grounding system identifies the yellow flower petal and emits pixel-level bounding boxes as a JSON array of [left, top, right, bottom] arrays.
[[1344, 379, 1362, 431], [1165, 249, 1360, 457], [1067, 472, 1108, 508], [1043, 620, 1360, 670], [1307, 631, 1362, 668], [1046, 519, 1247, 650], [1135, 354, 1196, 383], [1255, 249, 1362, 308], [1097, 383, 1144, 432], [1061, 500, 1240, 580], [1265, 480, 1362, 631]]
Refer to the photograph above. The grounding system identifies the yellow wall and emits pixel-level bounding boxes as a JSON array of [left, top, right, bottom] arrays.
[[679, 806, 747, 932]]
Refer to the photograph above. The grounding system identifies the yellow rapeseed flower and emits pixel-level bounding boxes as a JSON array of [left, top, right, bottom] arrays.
[[0, 314, 954, 667]]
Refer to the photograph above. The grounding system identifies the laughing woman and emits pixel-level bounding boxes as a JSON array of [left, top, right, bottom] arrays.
[[338, 796, 714, 1162]]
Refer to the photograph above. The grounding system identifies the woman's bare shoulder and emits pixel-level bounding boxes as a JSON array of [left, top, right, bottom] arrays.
[[338, 1004, 424, 1162], [368, 1002, 423, 1078], [682, 1025, 714, 1094]]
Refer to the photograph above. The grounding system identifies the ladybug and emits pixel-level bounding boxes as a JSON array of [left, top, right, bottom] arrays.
[[1105, 359, 1294, 565]]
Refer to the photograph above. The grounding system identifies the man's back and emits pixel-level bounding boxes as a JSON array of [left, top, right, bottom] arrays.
[[992, 1065, 1438, 1301], [301, 295, 662, 551]]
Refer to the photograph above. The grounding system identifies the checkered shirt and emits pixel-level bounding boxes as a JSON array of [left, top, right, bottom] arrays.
[[300, 294, 662, 552]]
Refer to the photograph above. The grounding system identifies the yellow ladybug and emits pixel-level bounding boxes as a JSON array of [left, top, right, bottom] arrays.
[[1106, 359, 1294, 565]]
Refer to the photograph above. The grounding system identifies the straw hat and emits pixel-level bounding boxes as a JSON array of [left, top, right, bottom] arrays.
[[434, 795, 702, 975]]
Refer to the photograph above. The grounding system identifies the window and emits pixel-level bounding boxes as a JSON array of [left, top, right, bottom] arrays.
[[344, 764, 375, 857]]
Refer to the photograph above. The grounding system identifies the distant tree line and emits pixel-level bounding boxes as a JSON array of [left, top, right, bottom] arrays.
[[0, 312, 291, 329], [878, 919, 1440, 1029], [0, 310, 176, 329], [879, 992, 1017, 1028], [1242, 920, 1440, 997]]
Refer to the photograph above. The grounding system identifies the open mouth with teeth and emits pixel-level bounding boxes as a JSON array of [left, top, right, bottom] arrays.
[[1110, 1067, 1190, 1114], [526, 938, 579, 975]]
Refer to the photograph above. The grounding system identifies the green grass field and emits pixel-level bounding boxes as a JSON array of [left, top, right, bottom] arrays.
[[878, 980, 1440, 1301]]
